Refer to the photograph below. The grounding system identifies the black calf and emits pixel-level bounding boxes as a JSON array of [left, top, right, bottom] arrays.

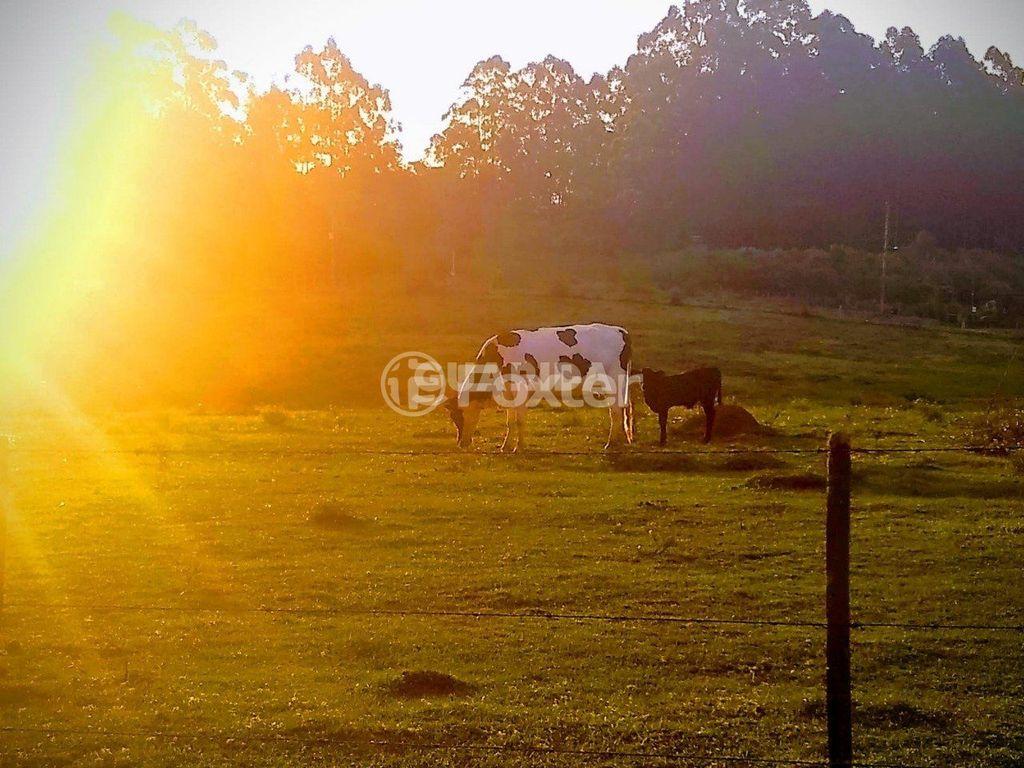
[[640, 367, 723, 445]]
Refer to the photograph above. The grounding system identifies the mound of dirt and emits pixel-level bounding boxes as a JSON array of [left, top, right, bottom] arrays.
[[308, 502, 368, 530], [678, 405, 769, 439], [386, 670, 475, 698]]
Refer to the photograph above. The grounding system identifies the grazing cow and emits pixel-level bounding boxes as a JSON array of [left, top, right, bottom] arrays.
[[640, 367, 723, 445], [444, 324, 634, 452]]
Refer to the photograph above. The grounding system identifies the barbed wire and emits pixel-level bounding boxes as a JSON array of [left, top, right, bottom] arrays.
[[11, 445, 823, 457], [0, 725, 933, 768], [850, 445, 1022, 454], [4, 601, 1020, 634], [852, 619, 1024, 632], [5, 444, 1022, 458]]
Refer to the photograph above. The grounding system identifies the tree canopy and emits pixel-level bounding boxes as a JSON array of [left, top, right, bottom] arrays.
[[5, 2, 1024, 405]]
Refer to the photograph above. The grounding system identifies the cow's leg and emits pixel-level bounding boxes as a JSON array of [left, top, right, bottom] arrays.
[[606, 406, 626, 450], [702, 400, 716, 443], [658, 409, 668, 446], [500, 409, 514, 452], [512, 406, 527, 453], [624, 401, 635, 444]]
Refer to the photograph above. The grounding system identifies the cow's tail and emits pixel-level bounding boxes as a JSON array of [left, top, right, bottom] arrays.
[[621, 329, 635, 443], [717, 377, 723, 406], [621, 361, 635, 443]]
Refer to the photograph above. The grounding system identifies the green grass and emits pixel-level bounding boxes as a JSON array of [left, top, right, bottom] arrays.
[[1, 295, 1022, 767]]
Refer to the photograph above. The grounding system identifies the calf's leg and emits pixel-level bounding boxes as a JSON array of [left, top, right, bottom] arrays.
[[658, 409, 669, 446], [702, 400, 716, 443]]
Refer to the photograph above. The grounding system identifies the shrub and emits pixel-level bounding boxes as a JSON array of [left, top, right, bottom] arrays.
[[1010, 452, 1024, 476], [963, 402, 1024, 452]]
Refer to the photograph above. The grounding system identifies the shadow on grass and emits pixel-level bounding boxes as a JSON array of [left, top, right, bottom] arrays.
[[799, 699, 952, 730], [607, 446, 802, 474], [856, 464, 1022, 499], [0, 683, 43, 706], [717, 453, 790, 472], [607, 453, 700, 473], [745, 472, 826, 491]]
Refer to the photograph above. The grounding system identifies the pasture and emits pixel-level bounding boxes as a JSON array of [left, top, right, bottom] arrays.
[[1, 293, 1022, 767]]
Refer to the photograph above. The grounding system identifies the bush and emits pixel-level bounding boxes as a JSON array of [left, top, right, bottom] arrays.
[[963, 402, 1024, 452], [1010, 452, 1024, 476]]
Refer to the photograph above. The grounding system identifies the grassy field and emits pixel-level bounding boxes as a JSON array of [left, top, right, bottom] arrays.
[[1, 294, 1022, 767]]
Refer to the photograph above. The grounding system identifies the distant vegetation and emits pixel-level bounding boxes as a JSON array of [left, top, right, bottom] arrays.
[[3, 1, 1024, 408], [643, 237, 1024, 327]]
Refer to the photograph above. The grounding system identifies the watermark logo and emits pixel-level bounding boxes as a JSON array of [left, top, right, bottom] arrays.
[[380, 351, 446, 416], [382, 353, 642, 416]]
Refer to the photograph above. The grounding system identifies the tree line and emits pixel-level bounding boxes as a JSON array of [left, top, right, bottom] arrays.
[[16, 2, 1024, 329]]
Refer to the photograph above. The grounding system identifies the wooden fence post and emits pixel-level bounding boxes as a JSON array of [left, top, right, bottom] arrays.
[[826, 432, 852, 767]]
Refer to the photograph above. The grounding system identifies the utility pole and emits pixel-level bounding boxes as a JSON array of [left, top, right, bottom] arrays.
[[880, 201, 891, 315]]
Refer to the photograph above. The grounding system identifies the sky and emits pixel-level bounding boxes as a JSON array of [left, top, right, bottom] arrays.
[[2, 0, 1023, 253]]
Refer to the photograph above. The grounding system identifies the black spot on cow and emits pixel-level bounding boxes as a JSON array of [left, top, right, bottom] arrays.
[[557, 328, 578, 347], [558, 354, 592, 379], [476, 340, 503, 366], [524, 353, 541, 378], [619, 329, 632, 370], [496, 331, 522, 347]]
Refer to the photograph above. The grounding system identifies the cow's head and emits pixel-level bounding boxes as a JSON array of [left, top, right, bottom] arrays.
[[443, 394, 484, 448]]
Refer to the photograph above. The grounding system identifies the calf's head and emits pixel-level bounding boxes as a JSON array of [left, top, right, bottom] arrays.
[[640, 368, 665, 409]]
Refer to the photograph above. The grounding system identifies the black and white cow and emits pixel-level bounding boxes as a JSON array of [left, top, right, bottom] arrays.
[[443, 323, 634, 451]]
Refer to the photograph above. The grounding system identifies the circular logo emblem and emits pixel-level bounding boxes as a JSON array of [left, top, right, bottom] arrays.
[[380, 351, 446, 416]]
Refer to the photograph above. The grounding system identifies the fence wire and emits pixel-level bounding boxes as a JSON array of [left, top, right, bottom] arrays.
[[3, 601, 1020, 634], [7, 444, 1023, 457]]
